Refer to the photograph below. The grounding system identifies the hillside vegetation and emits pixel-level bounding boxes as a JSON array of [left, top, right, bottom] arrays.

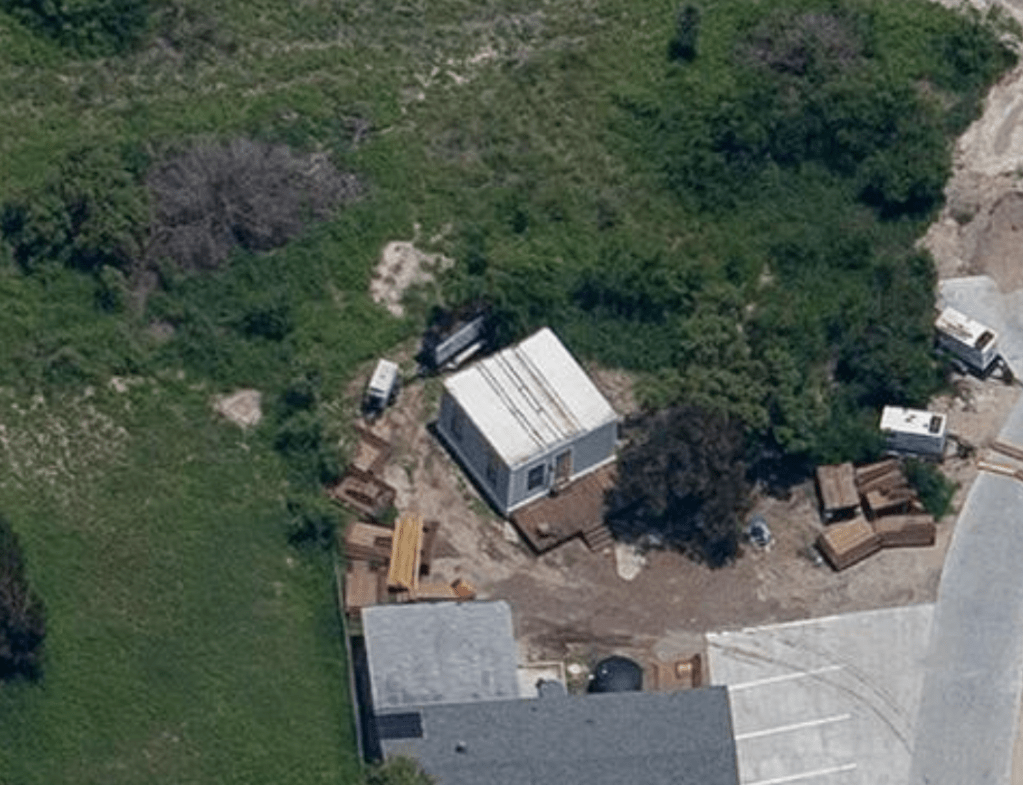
[[0, 0, 1015, 782]]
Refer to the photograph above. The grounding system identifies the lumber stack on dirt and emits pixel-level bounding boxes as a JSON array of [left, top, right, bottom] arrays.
[[343, 522, 394, 563], [872, 515, 937, 548], [818, 519, 882, 571], [815, 463, 860, 522], [387, 512, 424, 593]]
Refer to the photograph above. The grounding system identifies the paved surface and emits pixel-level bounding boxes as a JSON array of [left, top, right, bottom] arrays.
[[909, 424, 1023, 785], [940, 276, 1023, 378], [708, 605, 933, 785]]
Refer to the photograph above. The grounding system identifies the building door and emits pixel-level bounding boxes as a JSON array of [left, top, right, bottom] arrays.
[[555, 450, 572, 484]]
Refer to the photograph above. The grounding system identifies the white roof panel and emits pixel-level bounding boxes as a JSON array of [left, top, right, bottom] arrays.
[[880, 406, 946, 437], [444, 328, 619, 467], [368, 359, 399, 395]]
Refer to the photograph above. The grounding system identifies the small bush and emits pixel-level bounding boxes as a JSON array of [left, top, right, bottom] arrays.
[[0, 515, 46, 681], [905, 459, 957, 519]]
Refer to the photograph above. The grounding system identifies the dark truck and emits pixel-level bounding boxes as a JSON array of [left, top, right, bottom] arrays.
[[417, 307, 492, 374]]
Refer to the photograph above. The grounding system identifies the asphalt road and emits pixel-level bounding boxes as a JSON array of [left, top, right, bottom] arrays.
[[908, 465, 1023, 785]]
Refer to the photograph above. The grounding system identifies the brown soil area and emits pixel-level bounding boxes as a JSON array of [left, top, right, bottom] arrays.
[[349, 366, 1018, 677]]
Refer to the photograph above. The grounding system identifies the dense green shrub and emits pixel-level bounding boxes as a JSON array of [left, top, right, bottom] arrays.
[[0, 145, 147, 274], [905, 459, 957, 519], [0, 0, 150, 55], [0, 515, 46, 681]]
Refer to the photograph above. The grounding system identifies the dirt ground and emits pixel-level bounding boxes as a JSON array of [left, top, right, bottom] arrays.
[[351, 358, 1018, 680]]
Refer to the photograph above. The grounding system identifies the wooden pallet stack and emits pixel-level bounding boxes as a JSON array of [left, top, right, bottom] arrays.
[[815, 459, 937, 571], [341, 514, 474, 618]]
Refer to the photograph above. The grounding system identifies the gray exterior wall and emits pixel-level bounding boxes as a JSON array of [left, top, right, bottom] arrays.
[[437, 391, 511, 513], [439, 392, 618, 515], [505, 419, 618, 512]]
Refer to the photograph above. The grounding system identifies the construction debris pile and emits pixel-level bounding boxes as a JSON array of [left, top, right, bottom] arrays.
[[333, 427, 475, 618], [815, 460, 937, 571]]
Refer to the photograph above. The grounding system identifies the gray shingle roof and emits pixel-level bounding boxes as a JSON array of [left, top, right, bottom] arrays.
[[380, 687, 739, 785], [362, 601, 520, 711]]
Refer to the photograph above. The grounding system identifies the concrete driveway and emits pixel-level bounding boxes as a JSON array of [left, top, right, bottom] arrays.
[[708, 605, 933, 785], [909, 459, 1023, 784]]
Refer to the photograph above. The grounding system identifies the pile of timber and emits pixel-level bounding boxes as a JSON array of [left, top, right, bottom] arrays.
[[341, 515, 474, 617], [818, 519, 882, 571], [329, 429, 397, 519], [815, 459, 937, 571]]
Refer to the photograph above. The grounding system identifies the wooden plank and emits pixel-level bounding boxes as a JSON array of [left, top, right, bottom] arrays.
[[387, 512, 423, 593], [816, 463, 859, 512], [818, 518, 881, 571]]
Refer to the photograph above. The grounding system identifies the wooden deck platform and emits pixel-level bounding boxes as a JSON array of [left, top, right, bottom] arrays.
[[511, 464, 617, 554]]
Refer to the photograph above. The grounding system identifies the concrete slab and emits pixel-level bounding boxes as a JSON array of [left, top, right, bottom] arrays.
[[708, 605, 933, 785], [999, 391, 1023, 449], [939, 276, 1023, 378], [909, 470, 1023, 785]]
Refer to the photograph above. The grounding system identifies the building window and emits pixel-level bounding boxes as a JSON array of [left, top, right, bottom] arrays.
[[486, 448, 499, 486], [527, 464, 545, 491], [450, 405, 463, 442]]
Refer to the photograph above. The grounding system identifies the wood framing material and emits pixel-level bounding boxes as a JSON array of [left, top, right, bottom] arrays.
[[816, 463, 860, 522], [387, 513, 424, 593], [818, 518, 882, 571]]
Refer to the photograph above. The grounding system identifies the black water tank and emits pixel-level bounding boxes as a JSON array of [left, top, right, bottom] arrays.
[[588, 656, 643, 693]]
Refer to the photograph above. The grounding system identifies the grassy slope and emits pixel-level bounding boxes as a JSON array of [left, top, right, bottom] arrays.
[[0, 0, 1012, 782], [0, 384, 360, 785]]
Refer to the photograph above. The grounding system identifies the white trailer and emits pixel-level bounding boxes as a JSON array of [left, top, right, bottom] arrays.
[[880, 406, 947, 458], [936, 307, 1000, 374], [363, 359, 400, 418]]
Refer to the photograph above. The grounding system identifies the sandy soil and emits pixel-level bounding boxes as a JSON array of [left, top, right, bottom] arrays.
[[369, 224, 453, 317], [213, 389, 262, 428]]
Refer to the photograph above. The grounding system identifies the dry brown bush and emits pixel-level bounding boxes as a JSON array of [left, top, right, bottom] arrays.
[[146, 139, 362, 272]]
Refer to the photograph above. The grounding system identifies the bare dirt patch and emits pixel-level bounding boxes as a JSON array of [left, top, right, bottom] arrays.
[[369, 225, 454, 317], [213, 389, 263, 429], [353, 370, 1003, 679]]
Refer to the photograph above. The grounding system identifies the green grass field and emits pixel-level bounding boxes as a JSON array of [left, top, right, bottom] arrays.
[[0, 0, 1015, 781], [0, 382, 362, 785]]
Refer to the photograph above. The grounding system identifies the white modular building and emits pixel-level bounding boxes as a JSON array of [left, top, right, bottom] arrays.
[[936, 306, 1000, 374], [880, 406, 947, 458], [436, 328, 620, 515]]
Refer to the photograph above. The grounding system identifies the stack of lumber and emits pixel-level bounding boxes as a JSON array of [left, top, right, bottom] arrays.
[[343, 561, 388, 616], [329, 467, 397, 519], [818, 519, 882, 571], [341, 516, 457, 615], [342, 522, 393, 562], [816, 458, 938, 570], [414, 578, 478, 602], [388, 512, 424, 593], [815, 463, 859, 521], [872, 514, 937, 548]]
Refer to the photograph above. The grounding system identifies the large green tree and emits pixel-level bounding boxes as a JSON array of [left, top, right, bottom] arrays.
[[610, 406, 749, 567], [0, 515, 46, 681], [0, 0, 150, 55]]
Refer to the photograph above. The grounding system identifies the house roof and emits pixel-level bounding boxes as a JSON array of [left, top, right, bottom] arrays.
[[880, 406, 947, 438], [379, 687, 740, 785], [443, 328, 619, 468], [362, 601, 520, 712]]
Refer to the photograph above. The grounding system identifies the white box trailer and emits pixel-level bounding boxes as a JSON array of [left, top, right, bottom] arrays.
[[880, 406, 947, 458], [363, 359, 400, 418], [936, 306, 1000, 374]]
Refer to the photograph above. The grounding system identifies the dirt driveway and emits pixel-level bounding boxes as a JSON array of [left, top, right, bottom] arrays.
[[353, 361, 1017, 673]]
